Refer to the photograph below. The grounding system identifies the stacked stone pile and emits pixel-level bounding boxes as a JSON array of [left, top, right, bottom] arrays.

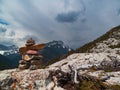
[[18, 38, 45, 70], [18, 54, 43, 70]]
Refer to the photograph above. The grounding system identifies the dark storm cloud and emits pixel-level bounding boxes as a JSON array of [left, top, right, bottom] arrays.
[[56, 11, 80, 23]]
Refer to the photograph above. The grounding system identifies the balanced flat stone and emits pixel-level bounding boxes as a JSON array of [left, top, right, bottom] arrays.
[[19, 44, 45, 54]]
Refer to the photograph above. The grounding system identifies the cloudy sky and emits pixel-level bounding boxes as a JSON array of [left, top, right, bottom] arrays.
[[0, 0, 120, 48]]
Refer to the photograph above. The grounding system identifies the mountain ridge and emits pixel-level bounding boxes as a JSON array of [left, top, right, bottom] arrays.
[[0, 45, 18, 56], [76, 25, 120, 53]]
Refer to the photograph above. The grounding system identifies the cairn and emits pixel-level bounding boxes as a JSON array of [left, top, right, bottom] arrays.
[[18, 38, 45, 70]]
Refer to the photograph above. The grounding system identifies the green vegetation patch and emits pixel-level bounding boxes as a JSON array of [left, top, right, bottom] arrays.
[[78, 79, 120, 90]]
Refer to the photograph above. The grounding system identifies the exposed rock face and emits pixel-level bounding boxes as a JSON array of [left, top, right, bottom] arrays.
[[11, 69, 49, 89], [0, 69, 65, 90], [50, 53, 120, 71], [0, 69, 16, 81]]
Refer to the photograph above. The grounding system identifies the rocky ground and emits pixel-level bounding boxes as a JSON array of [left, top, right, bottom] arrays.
[[0, 52, 120, 90], [49, 53, 120, 85]]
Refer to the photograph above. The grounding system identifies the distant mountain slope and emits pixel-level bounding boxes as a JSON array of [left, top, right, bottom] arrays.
[[6, 53, 21, 68], [76, 25, 120, 53], [0, 45, 18, 55], [0, 54, 12, 70], [0, 45, 19, 68], [0, 45, 9, 50], [41, 40, 71, 64], [0, 40, 71, 69]]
